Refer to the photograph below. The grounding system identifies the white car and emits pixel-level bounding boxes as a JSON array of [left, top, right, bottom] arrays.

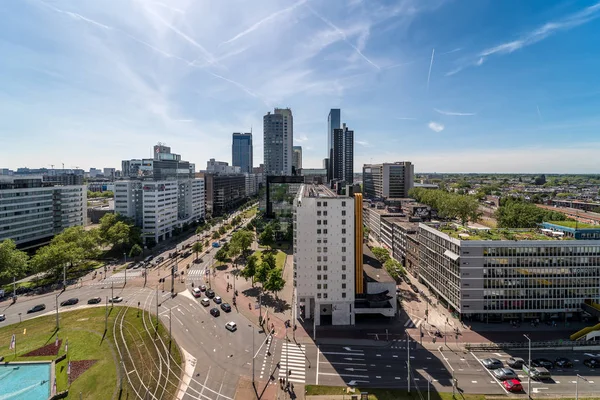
[[0, 314, 5, 322], [191, 288, 202, 298], [200, 298, 210, 307], [225, 321, 237, 332]]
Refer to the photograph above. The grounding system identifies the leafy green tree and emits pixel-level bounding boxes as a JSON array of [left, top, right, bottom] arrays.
[[218, 226, 227, 235], [53, 226, 100, 260], [384, 258, 405, 280], [262, 252, 277, 270], [129, 244, 143, 258], [212, 231, 220, 240], [259, 225, 275, 249], [231, 230, 254, 257], [240, 254, 258, 286], [255, 261, 272, 285], [195, 225, 205, 236], [263, 268, 286, 299], [192, 242, 203, 262], [0, 239, 29, 283], [495, 198, 569, 228], [215, 247, 229, 265], [371, 247, 390, 264]]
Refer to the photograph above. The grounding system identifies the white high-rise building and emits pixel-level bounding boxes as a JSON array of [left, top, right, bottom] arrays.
[[0, 176, 86, 246], [264, 108, 293, 176], [293, 184, 356, 326]]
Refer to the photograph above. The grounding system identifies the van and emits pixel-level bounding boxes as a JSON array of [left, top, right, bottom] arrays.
[[523, 365, 551, 381]]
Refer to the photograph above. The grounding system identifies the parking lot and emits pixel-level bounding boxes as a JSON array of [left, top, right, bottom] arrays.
[[438, 348, 600, 396]]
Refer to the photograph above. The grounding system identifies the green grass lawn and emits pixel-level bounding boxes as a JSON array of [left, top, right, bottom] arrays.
[[253, 249, 286, 269], [0, 306, 181, 399], [305, 385, 486, 400], [243, 206, 258, 219], [547, 220, 598, 229]]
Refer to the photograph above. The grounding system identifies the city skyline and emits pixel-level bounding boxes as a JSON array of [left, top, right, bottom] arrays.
[[2, 1, 600, 173]]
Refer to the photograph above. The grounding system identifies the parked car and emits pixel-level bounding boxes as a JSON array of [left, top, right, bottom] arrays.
[[523, 365, 551, 380], [27, 304, 46, 314], [225, 321, 237, 332], [200, 298, 210, 307], [213, 296, 222, 304], [583, 358, 599, 368], [156, 256, 165, 263], [554, 357, 573, 368], [210, 308, 220, 317], [126, 262, 136, 269], [0, 314, 5, 322], [144, 255, 154, 263], [410, 284, 419, 293], [109, 296, 123, 303], [503, 379, 523, 392], [133, 263, 143, 269], [60, 298, 79, 306], [482, 358, 503, 369], [221, 303, 231, 312], [200, 285, 207, 292], [532, 358, 554, 369], [212, 242, 220, 248], [493, 368, 518, 381], [191, 288, 202, 298], [507, 357, 525, 368], [206, 289, 215, 298], [88, 297, 102, 304]]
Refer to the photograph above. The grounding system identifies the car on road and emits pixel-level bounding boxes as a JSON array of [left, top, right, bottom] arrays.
[[206, 289, 215, 298], [133, 263, 143, 269], [191, 288, 202, 298], [212, 242, 220, 248], [532, 358, 554, 369], [60, 298, 79, 307], [210, 308, 220, 317], [88, 297, 102, 304], [507, 357, 525, 368], [482, 358, 503, 369], [213, 296, 222, 304], [493, 368, 518, 381], [126, 262, 136, 269], [225, 321, 237, 332], [200, 298, 210, 307], [144, 255, 154, 263], [584, 358, 599, 368], [200, 285, 206, 291], [523, 365, 551, 380], [554, 357, 573, 368], [410, 284, 419, 293], [109, 296, 123, 303], [220, 303, 231, 312], [27, 304, 46, 314], [0, 314, 5, 322], [156, 256, 164, 263], [503, 379, 523, 392]]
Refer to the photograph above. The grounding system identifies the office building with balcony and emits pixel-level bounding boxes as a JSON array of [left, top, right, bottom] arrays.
[[0, 176, 86, 248]]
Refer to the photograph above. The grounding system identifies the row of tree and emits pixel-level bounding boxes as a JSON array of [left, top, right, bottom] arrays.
[[409, 188, 481, 225], [495, 198, 570, 228], [240, 251, 286, 298], [0, 214, 142, 285], [87, 190, 114, 199], [370, 247, 405, 281]]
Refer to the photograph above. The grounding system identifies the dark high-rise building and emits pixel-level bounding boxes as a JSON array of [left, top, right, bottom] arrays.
[[232, 132, 253, 174], [327, 109, 341, 181], [332, 123, 354, 184]]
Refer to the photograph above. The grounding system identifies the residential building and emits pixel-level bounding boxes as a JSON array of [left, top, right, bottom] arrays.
[[263, 108, 293, 176], [363, 161, 414, 199], [245, 173, 260, 197], [206, 159, 241, 175], [204, 174, 246, 216], [232, 132, 253, 174], [0, 176, 86, 248], [327, 109, 341, 182], [332, 123, 354, 184], [292, 146, 302, 172], [418, 223, 600, 322], [293, 184, 396, 327], [103, 168, 116, 180], [89, 168, 103, 178], [115, 145, 204, 244], [43, 173, 84, 186]]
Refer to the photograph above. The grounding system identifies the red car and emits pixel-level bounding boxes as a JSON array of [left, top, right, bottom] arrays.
[[503, 379, 523, 392]]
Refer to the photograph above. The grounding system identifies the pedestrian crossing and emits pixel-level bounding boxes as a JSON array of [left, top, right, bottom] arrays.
[[404, 317, 423, 329], [279, 342, 306, 384], [259, 335, 274, 380], [90, 270, 142, 286], [186, 268, 207, 278]]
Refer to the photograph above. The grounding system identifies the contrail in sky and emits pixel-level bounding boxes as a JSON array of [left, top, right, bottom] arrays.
[[427, 48, 435, 93]]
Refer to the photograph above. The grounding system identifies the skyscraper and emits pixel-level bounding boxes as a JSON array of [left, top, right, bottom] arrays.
[[263, 108, 293, 176], [232, 132, 253, 174], [332, 123, 354, 184], [327, 109, 341, 181], [292, 146, 303, 172], [362, 161, 414, 199]]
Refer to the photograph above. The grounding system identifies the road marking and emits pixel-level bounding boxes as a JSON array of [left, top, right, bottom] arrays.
[[532, 388, 548, 393], [376, 354, 381, 357], [393, 355, 398, 358], [322, 352, 364, 356], [376, 376, 381, 379], [395, 377, 401, 380], [471, 351, 509, 394], [320, 372, 369, 378], [471, 381, 477, 384], [326, 362, 367, 366]]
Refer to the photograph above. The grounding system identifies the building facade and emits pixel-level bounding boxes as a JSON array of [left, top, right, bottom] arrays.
[[418, 223, 600, 322], [332, 124, 354, 184], [327, 109, 341, 182], [0, 176, 86, 247], [363, 161, 414, 199], [263, 108, 293, 176], [206, 159, 241, 175], [204, 174, 246, 216], [232, 132, 253, 174], [292, 146, 302, 172]]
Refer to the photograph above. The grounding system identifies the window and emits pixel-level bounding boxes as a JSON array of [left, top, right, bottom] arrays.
[[317, 265, 321, 271], [341, 256, 346, 262], [342, 228, 346, 234], [342, 201, 346, 206], [342, 265, 346, 270], [324, 220, 328, 225], [324, 229, 328, 234], [324, 247, 328, 253], [317, 284, 321, 289], [317, 275, 321, 280], [323, 256, 328, 261], [317, 220, 321, 225], [342, 283, 346, 289], [317, 229, 321, 234], [342, 274, 346, 280], [323, 202, 328, 206], [342, 292, 346, 298], [342, 219, 346, 225], [317, 293, 322, 299], [323, 265, 327, 271], [342, 247, 346, 252], [317, 256, 321, 262], [342, 210, 346, 216], [323, 284, 328, 289], [342, 238, 346, 243], [317, 211, 321, 216], [317, 202, 321, 206], [323, 293, 328, 299], [323, 211, 328, 216]]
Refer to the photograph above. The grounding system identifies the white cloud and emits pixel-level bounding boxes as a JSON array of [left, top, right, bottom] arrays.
[[356, 140, 370, 146], [428, 121, 445, 132], [295, 134, 309, 143], [434, 108, 476, 116]]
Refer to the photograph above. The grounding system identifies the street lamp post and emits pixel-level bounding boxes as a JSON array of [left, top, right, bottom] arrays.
[[407, 333, 411, 394], [444, 320, 447, 346], [524, 334, 531, 399], [576, 374, 588, 400], [55, 294, 60, 330]]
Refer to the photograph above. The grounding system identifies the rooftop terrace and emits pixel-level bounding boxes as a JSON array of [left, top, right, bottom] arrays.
[[545, 220, 599, 229], [434, 224, 573, 241]]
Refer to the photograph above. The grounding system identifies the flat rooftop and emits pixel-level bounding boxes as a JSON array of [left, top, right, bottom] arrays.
[[302, 184, 338, 198], [434, 224, 573, 241], [544, 220, 599, 229], [362, 245, 395, 283]]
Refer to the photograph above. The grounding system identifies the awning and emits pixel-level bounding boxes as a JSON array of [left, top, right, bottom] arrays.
[[444, 250, 460, 261]]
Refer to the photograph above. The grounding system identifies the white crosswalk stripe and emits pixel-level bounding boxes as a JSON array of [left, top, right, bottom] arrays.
[[403, 318, 422, 328], [186, 269, 206, 277], [279, 342, 306, 384]]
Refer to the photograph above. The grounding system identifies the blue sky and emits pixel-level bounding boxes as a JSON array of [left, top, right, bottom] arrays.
[[2, 0, 600, 173]]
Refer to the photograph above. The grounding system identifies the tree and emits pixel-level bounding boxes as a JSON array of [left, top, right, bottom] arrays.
[[262, 251, 277, 270], [231, 230, 254, 258], [218, 226, 227, 235], [263, 268, 286, 299], [192, 242, 203, 262], [259, 225, 275, 249], [212, 231, 220, 240], [255, 261, 272, 286], [215, 247, 229, 266], [0, 239, 29, 283], [371, 247, 390, 264], [240, 254, 258, 286], [129, 244, 143, 258], [195, 225, 205, 236], [534, 174, 547, 185], [495, 198, 569, 228], [384, 258, 405, 281]]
